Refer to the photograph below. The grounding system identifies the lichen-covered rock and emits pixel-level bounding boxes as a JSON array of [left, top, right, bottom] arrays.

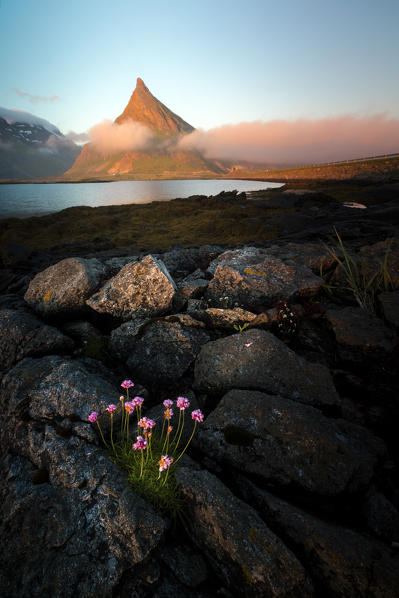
[[176, 467, 314, 597], [378, 290, 399, 328], [197, 389, 385, 496], [204, 307, 257, 329], [24, 257, 107, 317], [0, 355, 121, 448], [206, 246, 323, 310], [87, 255, 176, 320], [326, 306, 397, 362], [0, 356, 166, 598], [0, 309, 73, 375], [238, 481, 399, 598], [194, 329, 340, 408], [126, 319, 210, 386], [0, 449, 166, 598]]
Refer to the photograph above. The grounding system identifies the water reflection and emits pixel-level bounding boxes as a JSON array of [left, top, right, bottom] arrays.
[[0, 179, 283, 218]]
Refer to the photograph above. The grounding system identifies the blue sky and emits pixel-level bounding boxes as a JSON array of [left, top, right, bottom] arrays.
[[1, 0, 398, 135]]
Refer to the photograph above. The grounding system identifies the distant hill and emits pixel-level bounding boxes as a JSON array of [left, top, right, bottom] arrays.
[[65, 78, 226, 180], [0, 108, 81, 178], [227, 154, 399, 181]]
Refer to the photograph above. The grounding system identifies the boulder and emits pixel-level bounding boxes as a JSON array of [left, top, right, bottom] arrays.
[[194, 329, 340, 408], [378, 290, 399, 328], [24, 257, 107, 317], [0, 355, 121, 445], [108, 318, 148, 361], [265, 242, 336, 273], [0, 309, 73, 376], [360, 238, 399, 286], [0, 356, 166, 598], [362, 487, 399, 542], [159, 542, 209, 588], [176, 467, 313, 597], [326, 306, 397, 362], [197, 389, 385, 496], [206, 247, 323, 310], [126, 319, 210, 386], [0, 449, 165, 598], [155, 245, 223, 279], [87, 255, 176, 320], [238, 481, 399, 598]]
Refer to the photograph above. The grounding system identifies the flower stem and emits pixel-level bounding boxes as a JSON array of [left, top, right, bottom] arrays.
[[96, 420, 108, 448], [173, 421, 197, 466]]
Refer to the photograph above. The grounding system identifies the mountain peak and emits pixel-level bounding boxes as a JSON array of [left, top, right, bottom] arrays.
[[136, 77, 148, 91], [115, 78, 194, 135]]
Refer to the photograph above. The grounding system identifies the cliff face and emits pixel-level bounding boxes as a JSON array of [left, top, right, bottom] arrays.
[[66, 79, 224, 179]]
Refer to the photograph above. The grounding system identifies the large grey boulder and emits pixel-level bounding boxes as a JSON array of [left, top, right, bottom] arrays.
[[0, 309, 73, 375], [87, 255, 176, 320], [206, 247, 323, 310], [176, 467, 313, 597], [126, 318, 210, 386], [197, 389, 386, 496], [0, 355, 166, 598], [194, 328, 340, 408], [238, 481, 399, 598], [24, 257, 107, 317]]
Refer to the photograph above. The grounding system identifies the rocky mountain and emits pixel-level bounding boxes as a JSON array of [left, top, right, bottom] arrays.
[[65, 78, 226, 179], [0, 108, 81, 179], [115, 77, 194, 135]]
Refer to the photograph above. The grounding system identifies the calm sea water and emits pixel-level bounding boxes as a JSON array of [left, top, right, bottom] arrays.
[[0, 179, 283, 219]]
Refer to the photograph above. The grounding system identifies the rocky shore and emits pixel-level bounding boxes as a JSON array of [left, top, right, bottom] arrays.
[[0, 182, 398, 597]]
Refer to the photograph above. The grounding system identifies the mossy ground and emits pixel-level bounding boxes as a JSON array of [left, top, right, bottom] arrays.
[[0, 193, 284, 251]]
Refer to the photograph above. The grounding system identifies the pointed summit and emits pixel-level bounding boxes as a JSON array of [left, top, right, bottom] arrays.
[[115, 78, 194, 135]]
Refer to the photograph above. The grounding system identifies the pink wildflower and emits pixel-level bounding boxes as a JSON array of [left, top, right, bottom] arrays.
[[168, 425, 173, 434], [133, 436, 147, 451], [132, 396, 144, 407], [138, 417, 148, 428], [164, 408, 173, 419], [89, 411, 98, 423], [191, 409, 204, 423], [146, 418, 156, 429], [125, 401, 134, 414], [107, 404, 117, 415], [119, 395, 124, 402], [177, 396, 190, 410], [163, 399, 173, 408], [121, 380, 134, 389], [158, 455, 173, 472]]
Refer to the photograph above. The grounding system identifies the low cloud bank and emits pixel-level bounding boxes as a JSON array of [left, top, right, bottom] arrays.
[[66, 131, 89, 144], [178, 114, 399, 164], [88, 120, 154, 153]]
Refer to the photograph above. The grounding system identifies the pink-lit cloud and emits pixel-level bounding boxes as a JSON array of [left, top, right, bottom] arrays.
[[88, 120, 154, 153], [178, 114, 399, 164], [14, 88, 60, 104]]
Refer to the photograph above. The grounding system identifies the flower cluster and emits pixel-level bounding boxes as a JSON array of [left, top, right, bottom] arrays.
[[88, 383, 204, 487]]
